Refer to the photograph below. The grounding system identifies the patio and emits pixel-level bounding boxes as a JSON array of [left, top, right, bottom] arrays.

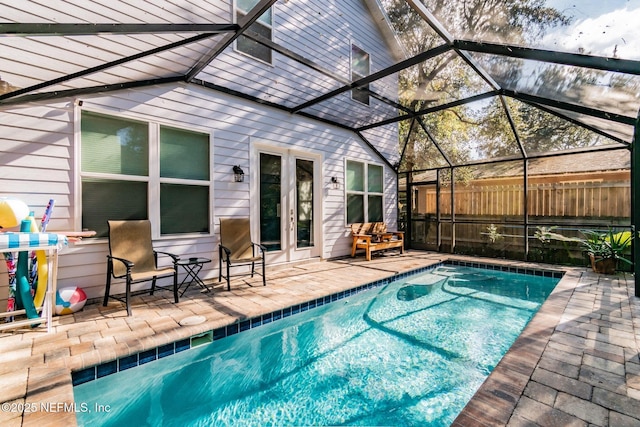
[[0, 1, 639, 426], [0, 251, 638, 426]]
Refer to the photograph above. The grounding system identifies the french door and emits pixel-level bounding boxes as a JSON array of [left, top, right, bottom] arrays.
[[254, 147, 321, 263]]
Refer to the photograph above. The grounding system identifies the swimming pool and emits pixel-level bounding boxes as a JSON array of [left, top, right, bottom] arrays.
[[73, 264, 560, 426]]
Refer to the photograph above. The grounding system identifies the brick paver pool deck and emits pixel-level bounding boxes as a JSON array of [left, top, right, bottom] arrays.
[[0, 251, 637, 426]]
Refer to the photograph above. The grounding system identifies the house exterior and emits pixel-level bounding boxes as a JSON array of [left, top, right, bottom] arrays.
[[0, 0, 401, 300]]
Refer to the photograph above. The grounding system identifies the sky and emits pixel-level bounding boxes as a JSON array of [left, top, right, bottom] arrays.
[[541, 0, 640, 59]]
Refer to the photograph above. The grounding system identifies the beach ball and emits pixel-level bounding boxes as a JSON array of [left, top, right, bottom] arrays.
[[0, 197, 30, 229], [55, 286, 87, 315]]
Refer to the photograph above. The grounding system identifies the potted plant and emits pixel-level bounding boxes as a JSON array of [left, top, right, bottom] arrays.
[[530, 226, 632, 274], [580, 229, 632, 274]]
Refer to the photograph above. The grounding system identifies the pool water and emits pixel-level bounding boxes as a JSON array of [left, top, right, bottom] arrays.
[[74, 265, 559, 426]]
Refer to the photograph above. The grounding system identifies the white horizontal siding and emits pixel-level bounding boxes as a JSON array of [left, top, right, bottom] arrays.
[[1, 0, 399, 157], [0, 0, 230, 24], [202, 0, 399, 136], [360, 123, 401, 165], [0, 101, 76, 234], [0, 0, 400, 301], [0, 0, 233, 89], [0, 33, 217, 92], [0, 81, 397, 300], [207, 53, 343, 109]]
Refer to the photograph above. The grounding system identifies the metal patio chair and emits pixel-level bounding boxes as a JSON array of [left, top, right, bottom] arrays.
[[218, 218, 266, 290], [103, 220, 179, 316]]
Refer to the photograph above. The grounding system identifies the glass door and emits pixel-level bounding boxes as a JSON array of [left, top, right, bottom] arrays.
[[295, 158, 314, 249], [259, 153, 282, 251], [410, 181, 439, 250], [257, 149, 321, 263]]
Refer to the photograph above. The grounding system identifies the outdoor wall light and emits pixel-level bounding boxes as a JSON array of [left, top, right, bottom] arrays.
[[233, 165, 245, 182], [330, 176, 339, 189]]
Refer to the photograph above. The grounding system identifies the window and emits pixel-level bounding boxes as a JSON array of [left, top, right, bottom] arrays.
[[236, 0, 273, 63], [80, 111, 211, 237], [346, 160, 383, 224], [351, 44, 370, 105]]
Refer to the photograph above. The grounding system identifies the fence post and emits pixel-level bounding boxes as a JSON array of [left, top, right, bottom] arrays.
[[525, 158, 530, 260], [633, 109, 640, 297]]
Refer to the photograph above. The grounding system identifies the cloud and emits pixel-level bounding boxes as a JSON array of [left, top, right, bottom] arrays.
[[541, 6, 640, 60]]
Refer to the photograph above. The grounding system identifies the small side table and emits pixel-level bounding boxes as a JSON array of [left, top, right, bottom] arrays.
[[176, 257, 212, 296]]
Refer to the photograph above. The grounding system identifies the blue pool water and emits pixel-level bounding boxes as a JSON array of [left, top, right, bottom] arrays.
[[74, 265, 559, 426]]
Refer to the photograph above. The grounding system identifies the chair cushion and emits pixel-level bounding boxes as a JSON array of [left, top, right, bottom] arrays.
[[228, 255, 263, 265], [130, 267, 175, 282]]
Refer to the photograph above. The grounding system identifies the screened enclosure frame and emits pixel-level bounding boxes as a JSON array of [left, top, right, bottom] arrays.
[[1, 0, 640, 293], [400, 144, 633, 255]]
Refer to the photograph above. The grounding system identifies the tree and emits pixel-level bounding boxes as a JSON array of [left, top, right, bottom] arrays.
[[380, 0, 573, 172]]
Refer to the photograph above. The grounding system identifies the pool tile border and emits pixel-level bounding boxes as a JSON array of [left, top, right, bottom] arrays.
[[71, 260, 564, 386], [446, 259, 564, 279], [72, 337, 191, 385]]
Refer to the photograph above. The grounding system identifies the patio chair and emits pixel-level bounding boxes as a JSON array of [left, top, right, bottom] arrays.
[[103, 220, 179, 316], [219, 218, 266, 290]]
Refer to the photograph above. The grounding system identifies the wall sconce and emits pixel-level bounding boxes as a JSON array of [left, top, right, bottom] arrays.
[[330, 176, 339, 189], [233, 165, 245, 182]]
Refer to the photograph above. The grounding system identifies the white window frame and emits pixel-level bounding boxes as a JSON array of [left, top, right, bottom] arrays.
[[350, 43, 371, 106], [76, 108, 214, 239], [234, 0, 274, 64], [345, 159, 385, 225]]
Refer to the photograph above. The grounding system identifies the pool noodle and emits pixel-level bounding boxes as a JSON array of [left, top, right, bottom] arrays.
[[16, 219, 39, 321], [27, 211, 38, 293], [31, 200, 54, 309], [3, 253, 16, 322]]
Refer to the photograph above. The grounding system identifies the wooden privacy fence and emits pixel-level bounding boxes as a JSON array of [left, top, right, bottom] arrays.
[[528, 180, 629, 218], [416, 177, 630, 219]]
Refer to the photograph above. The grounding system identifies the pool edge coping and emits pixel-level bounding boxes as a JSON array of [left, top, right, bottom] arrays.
[[451, 265, 583, 426]]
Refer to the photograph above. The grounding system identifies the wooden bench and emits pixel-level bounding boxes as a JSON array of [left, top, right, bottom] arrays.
[[350, 222, 404, 261]]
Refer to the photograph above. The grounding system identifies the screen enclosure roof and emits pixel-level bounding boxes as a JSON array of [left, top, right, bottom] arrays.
[[0, 0, 638, 171]]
